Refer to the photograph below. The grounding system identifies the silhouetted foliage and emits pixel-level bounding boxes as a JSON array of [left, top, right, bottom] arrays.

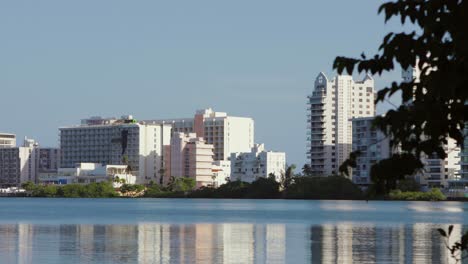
[[333, 1, 468, 259], [438, 225, 468, 263], [396, 177, 421, 192], [280, 164, 296, 191], [301, 164, 313, 177], [188, 177, 281, 199], [334, 0, 467, 194]]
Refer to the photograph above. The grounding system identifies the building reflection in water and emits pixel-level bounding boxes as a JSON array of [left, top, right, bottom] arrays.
[[0, 222, 465, 263]]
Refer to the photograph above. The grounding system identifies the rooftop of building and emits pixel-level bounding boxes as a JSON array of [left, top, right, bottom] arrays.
[[0, 133, 16, 138], [146, 108, 253, 123]]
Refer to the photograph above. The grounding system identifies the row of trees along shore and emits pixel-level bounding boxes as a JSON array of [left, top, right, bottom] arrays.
[[20, 164, 446, 201]]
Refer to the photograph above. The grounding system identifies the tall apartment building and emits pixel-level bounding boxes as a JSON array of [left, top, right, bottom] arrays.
[[351, 117, 391, 187], [60, 115, 172, 184], [0, 137, 38, 187], [169, 133, 214, 188], [0, 133, 16, 148], [149, 108, 254, 161], [306, 73, 375, 176], [230, 144, 286, 183], [402, 65, 461, 188]]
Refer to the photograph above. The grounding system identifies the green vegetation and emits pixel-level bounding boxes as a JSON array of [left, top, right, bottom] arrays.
[[388, 189, 446, 201], [21, 174, 446, 202], [188, 176, 281, 199], [168, 177, 196, 192], [285, 176, 364, 200], [22, 181, 117, 198], [120, 184, 145, 193]]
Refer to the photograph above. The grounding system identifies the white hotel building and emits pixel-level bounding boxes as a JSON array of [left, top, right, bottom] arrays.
[[306, 73, 375, 176], [230, 144, 286, 183], [60, 116, 172, 184], [169, 133, 215, 188]]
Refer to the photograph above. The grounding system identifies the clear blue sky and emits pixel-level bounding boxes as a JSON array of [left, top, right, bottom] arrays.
[[0, 0, 404, 167]]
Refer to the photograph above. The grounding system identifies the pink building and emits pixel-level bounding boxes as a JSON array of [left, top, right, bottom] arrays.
[[170, 133, 214, 188]]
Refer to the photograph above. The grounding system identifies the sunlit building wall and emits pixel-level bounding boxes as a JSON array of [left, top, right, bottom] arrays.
[[60, 116, 172, 184], [307, 73, 376, 176], [149, 108, 254, 161]]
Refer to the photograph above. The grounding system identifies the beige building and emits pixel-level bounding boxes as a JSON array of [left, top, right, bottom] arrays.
[[169, 133, 214, 188]]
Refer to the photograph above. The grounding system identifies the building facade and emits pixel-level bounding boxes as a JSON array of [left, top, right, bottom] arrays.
[[149, 108, 254, 161], [0, 133, 16, 148], [169, 133, 214, 188], [212, 160, 230, 187], [0, 137, 38, 187], [60, 115, 172, 184], [307, 73, 375, 176], [38, 163, 136, 187], [36, 148, 60, 174], [351, 117, 391, 187], [230, 144, 286, 183]]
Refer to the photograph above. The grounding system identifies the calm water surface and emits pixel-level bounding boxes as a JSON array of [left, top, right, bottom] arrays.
[[0, 198, 467, 264]]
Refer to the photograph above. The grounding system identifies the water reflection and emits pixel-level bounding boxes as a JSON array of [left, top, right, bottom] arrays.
[[0, 222, 465, 264]]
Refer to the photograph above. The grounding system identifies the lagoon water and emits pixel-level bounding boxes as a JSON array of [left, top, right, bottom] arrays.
[[0, 198, 467, 264]]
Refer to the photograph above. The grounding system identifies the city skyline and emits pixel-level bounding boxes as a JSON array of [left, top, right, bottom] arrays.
[[1, 1, 406, 167]]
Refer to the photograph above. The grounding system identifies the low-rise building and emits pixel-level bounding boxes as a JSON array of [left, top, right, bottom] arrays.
[[38, 163, 136, 188], [230, 144, 286, 183], [212, 160, 230, 187]]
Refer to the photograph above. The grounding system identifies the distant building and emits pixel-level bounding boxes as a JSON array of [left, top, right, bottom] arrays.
[[169, 133, 214, 188], [0, 133, 16, 148], [59, 115, 172, 184], [36, 148, 60, 174], [0, 137, 38, 187], [230, 144, 286, 183], [307, 73, 375, 177], [351, 117, 391, 187], [148, 108, 254, 161], [212, 160, 230, 187], [38, 163, 136, 187]]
